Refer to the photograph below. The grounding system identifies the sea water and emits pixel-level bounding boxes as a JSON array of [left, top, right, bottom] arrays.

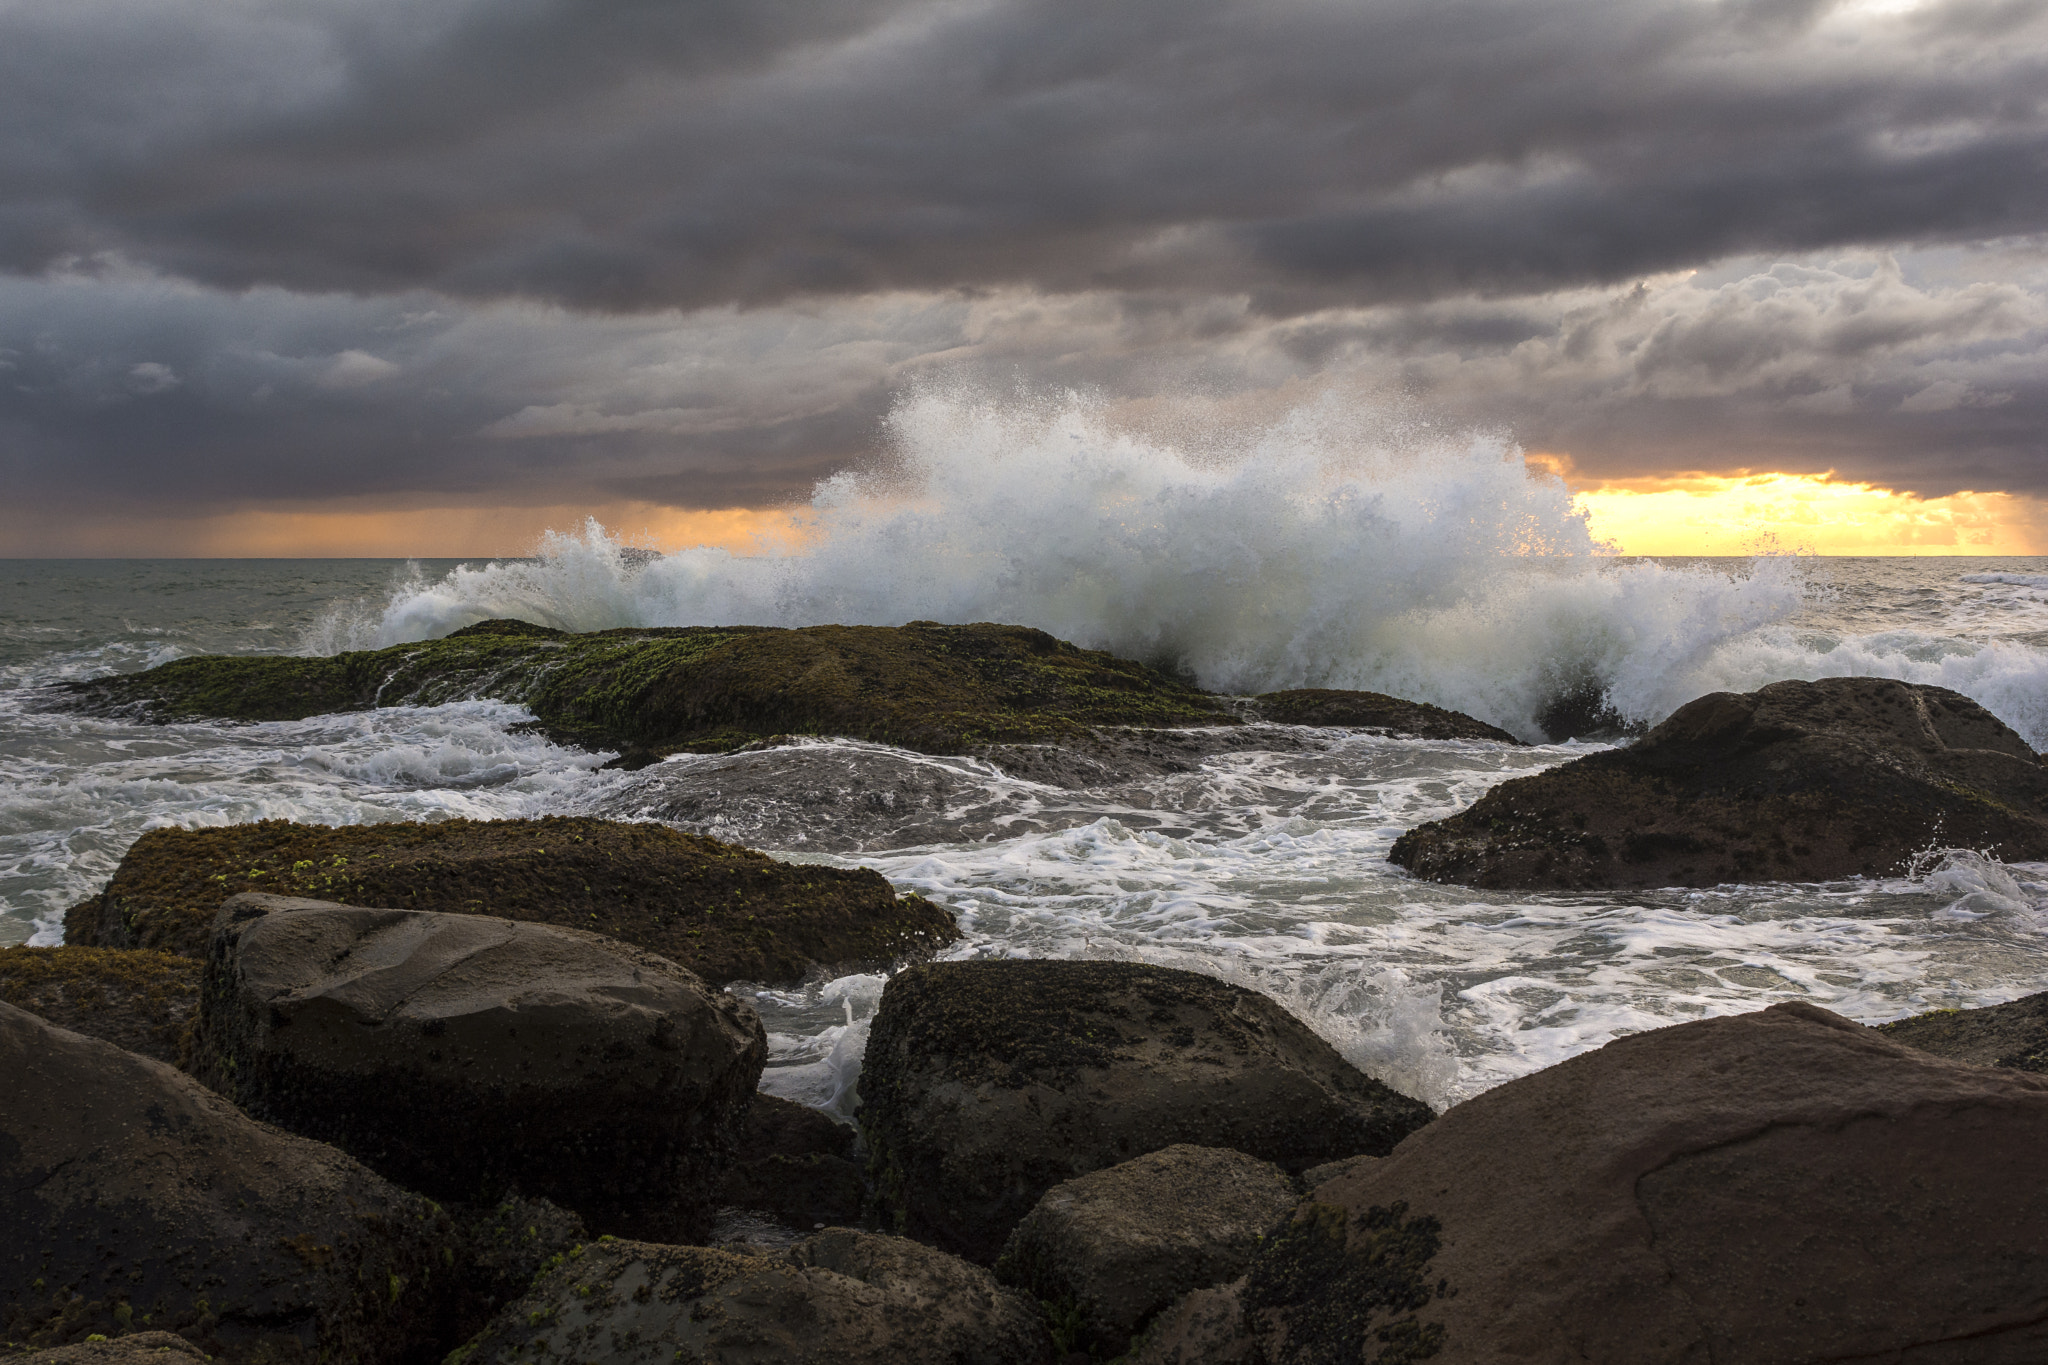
[[4, 394, 2047, 1112]]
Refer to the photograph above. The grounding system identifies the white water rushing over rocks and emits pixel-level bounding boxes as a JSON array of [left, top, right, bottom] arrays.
[[5, 392, 2048, 1109]]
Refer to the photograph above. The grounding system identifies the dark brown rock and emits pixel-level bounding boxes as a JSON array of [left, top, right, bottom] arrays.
[[0, 1001, 456, 1363], [193, 892, 766, 1241], [0, 945, 199, 1067], [715, 1093, 865, 1229], [1877, 989, 2048, 1072], [1255, 689, 1521, 743], [995, 1145, 1299, 1359], [1167, 1001, 2048, 1365], [857, 960, 1434, 1264], [443, 1196, 588, 1342], [1390, 677, 2048, 888], [452, 1230, 1056, 1365], [64, 814, 957, 985], [8, 1333, 209, 1362]]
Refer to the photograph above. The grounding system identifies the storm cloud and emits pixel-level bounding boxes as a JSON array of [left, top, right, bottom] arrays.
[[1, 0, 2045, 538]]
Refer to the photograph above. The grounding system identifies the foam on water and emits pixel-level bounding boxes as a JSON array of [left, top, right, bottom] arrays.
[[322, 390, 2048, 745]]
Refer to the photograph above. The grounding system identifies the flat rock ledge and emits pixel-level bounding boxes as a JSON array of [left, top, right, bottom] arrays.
[[65, 814, 956, 984], [857, 959, 1435, 1264], [1390, 677, 2048, 889], [194, 892, 766, 1241]]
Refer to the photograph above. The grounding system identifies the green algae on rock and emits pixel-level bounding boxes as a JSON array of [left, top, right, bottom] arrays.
[[1389, 677, 2048, 890], [0, 945, 201, 1068], [65, 815, 956, 982], [1255, 688, 1522, 743], [1876, 990, 2048, 1073], [61, 619, 1234, 759]]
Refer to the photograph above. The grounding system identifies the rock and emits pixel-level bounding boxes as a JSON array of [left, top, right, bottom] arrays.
[[61, 620, 1231, 759], [1183, 1001, 2048, 1365], [994, 1145, 1299, 1359], [0, 1001, 455, 1362], [64, 814, 956, 984], [858, 960, 1435, 1264], [194, 892, 766, 1241], [1254, 689, 1522, 743], [443, 1196, 589, 1342], [715, 1093, 866, 1230], [451, 1229, 1056, 1365], [8, 1333, 210, 1362], [0, 945, 199, 1067], [1877, 989, 2048, 1072], [1390, 677, 2048, 889], [1299, 1153, 1378, 1190]]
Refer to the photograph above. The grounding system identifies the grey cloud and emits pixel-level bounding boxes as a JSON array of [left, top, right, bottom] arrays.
[[2, 0, 2046, 309]]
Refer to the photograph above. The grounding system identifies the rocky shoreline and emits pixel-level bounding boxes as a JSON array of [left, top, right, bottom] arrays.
[[7, 624, 2048, 1361]]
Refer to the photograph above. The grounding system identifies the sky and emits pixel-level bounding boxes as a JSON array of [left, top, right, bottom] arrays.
[[2, 0, 2045, 556]]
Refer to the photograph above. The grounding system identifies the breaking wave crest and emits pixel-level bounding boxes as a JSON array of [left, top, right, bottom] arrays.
[[316, 388, 2048, 744]]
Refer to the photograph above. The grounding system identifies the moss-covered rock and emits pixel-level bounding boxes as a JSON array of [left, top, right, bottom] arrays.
[[65, 815, 956, 982], [1254, 689, 1521, 743], [714, 1094, 866, 1230], [61, 620, 1234, 759], [0, 946, 200, 1068], [1389, 678, 2048, 889], [1876, 990, 2048, 1073]]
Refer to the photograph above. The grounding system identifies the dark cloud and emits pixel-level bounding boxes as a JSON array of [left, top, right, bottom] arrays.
[[3, 0, 2046, 309]]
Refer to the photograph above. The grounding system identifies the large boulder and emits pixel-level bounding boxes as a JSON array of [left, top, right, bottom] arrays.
[[1877, 989, 2048, 1072], [0, 945, 199, 1067], [193, 892, 766, 1241], [715, 1093, 866, 1230], [858, 960, 1434, 1264], [1140, 1001, 2048, 1365], [995, 1145, 1299, 1360], [65, 814, 956, 984], [0, 1001, 456, 1362], [1390, 677, 2048, 888], [1254, 689, 1521, 743], [451, 1229, 1056, 1365]]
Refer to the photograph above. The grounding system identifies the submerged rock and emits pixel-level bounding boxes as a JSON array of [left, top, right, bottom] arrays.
[[1143, 1001, 2048, 1365], [194, 892, 766, 1241], [1254, 688, 1521, 743], [0, 1000, 455, 1362], [994, 1145, 1299, 1360], [453, 1230, 1055, 1365], [60, 619, 1232, 758], [0, 945, 199, 1067], [1877, 989, 2048, 1072], [1389, 677, 2048, 889], [715, 1093, 866, 1230], [858, 960, 1434, 1264], [65, 814, 956, 982]]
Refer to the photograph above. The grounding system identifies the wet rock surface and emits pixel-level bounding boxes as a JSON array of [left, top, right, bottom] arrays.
[[1390, 677, 2048, 889], [857, 959, 1434, 1264], [715, 1092, 866, 1230], [994, 1145, 1299, 1360], [194, 892, 766, 1241], [1877, 989, 2048, 1072], [1252, 688, 1522, 743], [454, 1230, 1056, 1365], [0, 1001, 455, 1363], [9, 1334, 210, 1363], [65, 814, 955, 984], [1164, 1002, 2048, 1365], [0, 945, 199, 1067]]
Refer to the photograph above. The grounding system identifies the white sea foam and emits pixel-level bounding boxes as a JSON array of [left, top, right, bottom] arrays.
[[319, 389, 2048, 745]]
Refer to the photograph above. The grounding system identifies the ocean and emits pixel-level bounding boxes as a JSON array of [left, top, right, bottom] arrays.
[[5, 417, 2048, 1114]]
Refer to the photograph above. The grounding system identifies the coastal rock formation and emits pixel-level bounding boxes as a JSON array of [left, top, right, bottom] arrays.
[[1878, 989, 2048, 1072], [60, 619, 1232, 758], [1139, 1002, 2048, 1365], [857, 960, 1434, 1263], [64, 814, 956, 983], [194, 892, 766, 1240], [1254, 688, 1522, 743], [0, 1001, 455, 1362], [994, 1145, 1299, 1360], [10, 1334, 209, 1363], [715, 1093, 866, 1230], [452, 1230, 1055, 1365], [1390, 678, 2048, 889], [0, 945, 199, 1066], [443, 1196, 589, 1341]]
